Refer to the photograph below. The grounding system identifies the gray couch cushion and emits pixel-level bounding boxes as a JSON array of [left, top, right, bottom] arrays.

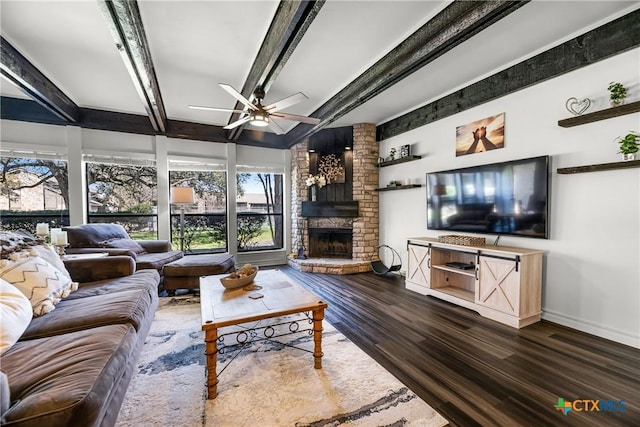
[[162, 253, 235, 277], [99, 238, 146, 255], [64, 224, 130, 247], [21, 289, 154, 340], [0, 324, 136, 427], [136, 250, 184, 271], [65, 269, 160, 300], [162, 253, 235, 291]]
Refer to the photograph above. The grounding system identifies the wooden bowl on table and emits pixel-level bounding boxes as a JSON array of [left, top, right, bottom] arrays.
[[219, 265, 258, 290]]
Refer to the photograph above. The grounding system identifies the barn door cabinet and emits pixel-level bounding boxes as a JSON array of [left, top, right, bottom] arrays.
[[406, 237, 543, 328], [406, 242, 431, 292]]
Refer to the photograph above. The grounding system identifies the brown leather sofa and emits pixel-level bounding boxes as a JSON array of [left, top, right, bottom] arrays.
[[63, 223, 183, 273], [1, 247, 159, 427]]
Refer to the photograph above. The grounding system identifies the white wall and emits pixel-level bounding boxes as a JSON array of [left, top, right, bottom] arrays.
[[378, 48, 640, 347]]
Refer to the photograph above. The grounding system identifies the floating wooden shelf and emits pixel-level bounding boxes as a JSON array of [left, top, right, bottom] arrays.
[[557, 159, 640, 174], [558, 100, 640, 127], [376, 155, 421, 167], [375, 184, 422, 191]]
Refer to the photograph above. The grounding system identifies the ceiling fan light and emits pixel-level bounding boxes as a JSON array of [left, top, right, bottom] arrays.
[[249, 111, 269, 127]]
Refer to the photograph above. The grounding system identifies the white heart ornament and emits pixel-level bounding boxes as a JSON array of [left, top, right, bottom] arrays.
[[565, 97, 591, 116]]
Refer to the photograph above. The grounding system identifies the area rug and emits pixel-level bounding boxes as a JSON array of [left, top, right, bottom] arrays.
[[116, 296, 448, 427]]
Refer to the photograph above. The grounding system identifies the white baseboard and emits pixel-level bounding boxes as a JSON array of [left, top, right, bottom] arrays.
[[542, 309, 640, 349]]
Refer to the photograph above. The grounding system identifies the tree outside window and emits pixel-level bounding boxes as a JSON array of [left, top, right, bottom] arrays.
[[0, 156, 69, 231], [86, 163, 157, 239]]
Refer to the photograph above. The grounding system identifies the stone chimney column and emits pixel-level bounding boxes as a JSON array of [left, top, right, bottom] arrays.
[[352, 124, 379, 262], [290, 140, 309, 254]]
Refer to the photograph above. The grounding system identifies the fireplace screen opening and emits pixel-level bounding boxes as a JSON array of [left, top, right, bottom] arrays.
[[308, 228, 352, 259]]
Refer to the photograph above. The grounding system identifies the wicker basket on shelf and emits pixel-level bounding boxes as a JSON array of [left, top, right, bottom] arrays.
[[437, 235, 486, 246]]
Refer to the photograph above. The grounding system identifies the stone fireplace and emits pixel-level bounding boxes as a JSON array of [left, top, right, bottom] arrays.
[[289, 124, 379, 274]]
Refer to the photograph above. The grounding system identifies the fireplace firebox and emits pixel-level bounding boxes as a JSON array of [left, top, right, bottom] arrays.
[[308, 228, 352, 259]]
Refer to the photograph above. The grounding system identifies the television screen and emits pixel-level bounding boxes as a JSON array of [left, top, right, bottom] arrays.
[[426, 156, 549, 239]]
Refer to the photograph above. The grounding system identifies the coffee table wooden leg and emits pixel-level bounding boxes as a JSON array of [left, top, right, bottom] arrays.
[[312, 307, 325, 369], [204, 328, 219, 399]]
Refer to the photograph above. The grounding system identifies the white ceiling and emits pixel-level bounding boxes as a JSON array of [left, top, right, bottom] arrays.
[[1, 0, 638, 138]]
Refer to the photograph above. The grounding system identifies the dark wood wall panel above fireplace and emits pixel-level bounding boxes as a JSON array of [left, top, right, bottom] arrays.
[[308, 126, 354, 202]]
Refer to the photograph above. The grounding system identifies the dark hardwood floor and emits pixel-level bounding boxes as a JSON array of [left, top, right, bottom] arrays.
[[280, 266, 639, 427]]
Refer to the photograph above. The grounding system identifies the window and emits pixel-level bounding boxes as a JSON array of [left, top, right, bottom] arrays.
[[86, 162, 158, 239], [236, 173, 283, 251], [169, 170, 227, 253], [0, 156, 69, 231]]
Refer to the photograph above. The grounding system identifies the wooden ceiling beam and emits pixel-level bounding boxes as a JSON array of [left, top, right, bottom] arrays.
[[0, 97, 233, 143], [0, 36, 81, 122], [0, 96, 70, 125], [285, 0, 529, 146], [165, 120, 230, 144], [80, 107, 157, 135], [98, 0, 167, 133], [227, 0, 324, 140]]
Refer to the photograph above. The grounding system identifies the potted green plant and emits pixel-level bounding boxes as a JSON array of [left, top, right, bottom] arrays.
[[607, 82, 627, 106], [615, 131, 640, 161]]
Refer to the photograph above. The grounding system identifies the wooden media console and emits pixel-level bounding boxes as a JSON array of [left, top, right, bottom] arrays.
[[406, 237, 543, 328]]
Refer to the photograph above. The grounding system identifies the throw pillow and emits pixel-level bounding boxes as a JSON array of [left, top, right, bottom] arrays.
[[99, 238, 146, 254], [0, 279, 33, 355], [0, 254, 77, 317], [30, 245, 72, 280], [0, 230, 37, 258], [0, 371, 9, 414]]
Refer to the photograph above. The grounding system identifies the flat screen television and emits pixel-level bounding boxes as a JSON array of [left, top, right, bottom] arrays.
[[426, 156, 549, 239]]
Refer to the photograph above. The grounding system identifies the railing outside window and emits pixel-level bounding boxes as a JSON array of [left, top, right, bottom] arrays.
[[0, 212, 70, 233], [169, 170, 227, 253], [170, 213, 227, 254]]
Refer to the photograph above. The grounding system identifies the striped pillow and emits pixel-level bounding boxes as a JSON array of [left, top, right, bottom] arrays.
[[0, 254, 77, 317]]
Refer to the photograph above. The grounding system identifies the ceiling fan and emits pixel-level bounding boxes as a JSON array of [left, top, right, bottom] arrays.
[[189, 83, 320, 134]]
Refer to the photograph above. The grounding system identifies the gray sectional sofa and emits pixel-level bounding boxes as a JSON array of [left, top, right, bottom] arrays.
[[63, 223, 183, 273], [0, 235, 159, 427]]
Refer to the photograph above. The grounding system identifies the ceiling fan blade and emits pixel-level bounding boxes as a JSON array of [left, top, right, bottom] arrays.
[[267, 118, 285, 135], [264, 92, 308, 112], [219, 83, 257, 111], [223, 116, 252, 130], [188, 105, 246, 113], [271, 112, 320, 125]]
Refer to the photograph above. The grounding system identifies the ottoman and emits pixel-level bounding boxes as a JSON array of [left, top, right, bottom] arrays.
[[163, 253, 235, 294]]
